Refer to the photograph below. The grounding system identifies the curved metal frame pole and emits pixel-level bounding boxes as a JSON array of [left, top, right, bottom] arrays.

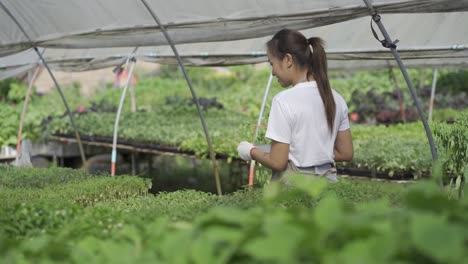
[[140, 0, 222, 195], [428, 68, 438, 121], [362, 0, 440, 185], [122, 48, 139, 175], [124, 52, 139, 175], [0, 2, 87, 165], [248, 72, 273, 189], [35, 47, 87, 165], [16, 66, 41, 165], [125, 49, 139, 175], [388, 66, 406, 123], [111, 57, 137, 176], [116, 48, 138, 114], [130, 80, 137, 113]]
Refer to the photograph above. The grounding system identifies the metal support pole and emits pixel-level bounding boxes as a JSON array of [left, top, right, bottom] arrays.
[[388, 66, 406, 123], [130, 78, 137, 174], [428, 68, 438, 121], [114, 48, 139, 176], [16, 66, 40, 165], [130, 83, 137, 113], [117, 48, 138, 113], [362, 0, 439, 185], [35, 49, 87, 165], [111, 57, 137, 176], [248, 72, 273, 188], [140, 0, 222, 195], [0, 2, 87, 165]]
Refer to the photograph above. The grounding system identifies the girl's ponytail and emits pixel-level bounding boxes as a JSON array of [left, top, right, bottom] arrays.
[[308, 37, 335, 134]]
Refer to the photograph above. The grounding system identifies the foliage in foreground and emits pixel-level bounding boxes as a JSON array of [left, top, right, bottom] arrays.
[[0, 166, 402, 240], [1, 166, 467, 263]]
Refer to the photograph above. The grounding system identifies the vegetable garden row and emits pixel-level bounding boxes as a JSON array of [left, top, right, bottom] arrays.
[[1, 66, 467, 180]]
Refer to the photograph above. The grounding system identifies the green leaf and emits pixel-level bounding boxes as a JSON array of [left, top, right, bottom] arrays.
[[159, 231, 192, 263], [243, 220, 304, 262], [313, 196, 343, 232], [191, 227, 243, 264], [285, 173, 328, 198], [263, 181, 282, 202], [325, 236, 395, 264], [410, 213, 464, 263]]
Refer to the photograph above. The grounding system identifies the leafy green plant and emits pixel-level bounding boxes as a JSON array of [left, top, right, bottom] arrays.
[[0, 166, 93, 188], [339, 123, 432, 178], [434, 111, 468, 178], [1, 174, 467, 263], [431, 108, 461, 122], [7, 82, 29, 103], [0, 169, 151, 238], [0, 78, 22, 102], [0, 106, 20, 146], [3, 66, 466, 179], [437, 69, 468, 95]]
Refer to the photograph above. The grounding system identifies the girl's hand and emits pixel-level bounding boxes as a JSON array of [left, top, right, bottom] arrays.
[[237, 141, 256, 160]]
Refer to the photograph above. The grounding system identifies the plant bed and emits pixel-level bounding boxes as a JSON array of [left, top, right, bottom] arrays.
[[50, 133, 233, 160], [337, 166, 415, 180]]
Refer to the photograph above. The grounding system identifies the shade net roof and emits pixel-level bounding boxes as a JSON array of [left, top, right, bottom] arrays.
[[1, 0, 468, 54], [0, 1, 467, 79]]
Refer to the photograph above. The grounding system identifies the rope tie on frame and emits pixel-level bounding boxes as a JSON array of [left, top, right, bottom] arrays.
[[370, 14, 399, 49]]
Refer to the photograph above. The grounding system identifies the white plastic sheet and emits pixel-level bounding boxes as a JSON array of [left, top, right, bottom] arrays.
[[1, 0, 468, 56], [1, 12, 466, 76]]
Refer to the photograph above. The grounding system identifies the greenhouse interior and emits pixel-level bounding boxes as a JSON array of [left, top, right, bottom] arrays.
[[0, 1, 467, 263]]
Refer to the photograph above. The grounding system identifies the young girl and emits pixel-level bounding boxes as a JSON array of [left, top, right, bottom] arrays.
[[237, 29, 353, 182]]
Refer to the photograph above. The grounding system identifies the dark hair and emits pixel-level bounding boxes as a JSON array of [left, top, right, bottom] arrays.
[[267, 29, 336, 133]]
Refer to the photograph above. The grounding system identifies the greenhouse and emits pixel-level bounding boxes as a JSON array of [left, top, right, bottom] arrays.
[[1, 1, 467, 263]]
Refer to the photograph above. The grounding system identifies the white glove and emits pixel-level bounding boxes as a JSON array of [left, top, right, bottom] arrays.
[[237, 141, 255, 161]]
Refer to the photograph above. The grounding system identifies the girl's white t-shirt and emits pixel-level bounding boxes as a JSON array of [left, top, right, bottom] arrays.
[[265, 81, 350, 167]]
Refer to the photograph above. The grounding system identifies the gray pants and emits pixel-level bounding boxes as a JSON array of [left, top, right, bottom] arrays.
[[255, 144, 338, 183], [272, 161, 338, 183]]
